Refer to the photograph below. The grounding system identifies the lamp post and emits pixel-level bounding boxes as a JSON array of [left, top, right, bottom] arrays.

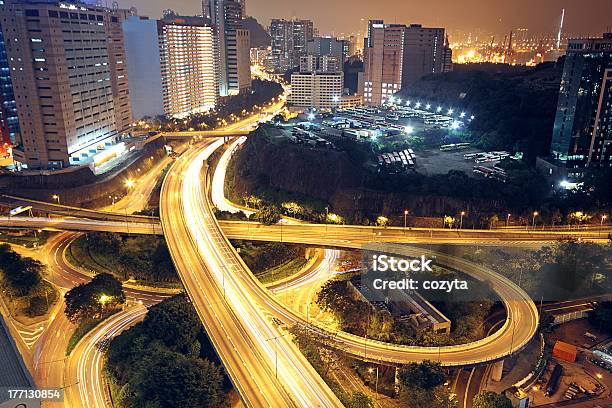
[[368, 367, 379, 402], [532, 211, 539, 229], [52, 195, 60, 205], [601, 215, 607, 237], [403, 210, 409, 232], [460, 211, 466, 230], [506, 213, 511, 227]]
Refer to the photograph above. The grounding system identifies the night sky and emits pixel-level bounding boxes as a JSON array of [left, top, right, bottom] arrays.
[[116, 0, 612, 38]]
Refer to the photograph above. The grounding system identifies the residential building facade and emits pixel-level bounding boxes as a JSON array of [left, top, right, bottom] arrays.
[[208, 0, 250, 96], [270, 18, 314, 72], [123, 14, 219, 120]]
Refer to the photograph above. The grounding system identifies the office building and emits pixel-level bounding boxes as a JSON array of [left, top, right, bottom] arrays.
[[288, 53, 359, 110], [208, 0, 250, 96], [270, 19, 314, 71], [442, 36, 453, 73], [299, 55, 341, 74], [0, 0, 134, 169], [288, 72, 344, 110], [401, 24, 447, 85], [307, 37, 349, 63], [123, 14, 219, 119], [544, 33, 612, 181], [0, 24, 20, 148], [363, 22, 405, 105], [363, 20, 451, 105]]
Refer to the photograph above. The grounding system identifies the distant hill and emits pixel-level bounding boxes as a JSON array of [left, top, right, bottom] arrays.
[[242, 17, 271, 48], [397, 62, 564, 163]]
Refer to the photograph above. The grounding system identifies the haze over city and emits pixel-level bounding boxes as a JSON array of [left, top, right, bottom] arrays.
[[118, 0, 612, 36]]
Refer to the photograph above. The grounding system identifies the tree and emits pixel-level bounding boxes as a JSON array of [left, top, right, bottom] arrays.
[[472, 391, 512, 408], [254, 206, 281, 225], [27, 295, 48, 317], [130, 350, 224, 408], [398, 361, 446, 391], [589, 302, 612, 334], [348, 392, 373, 408], [0, 244, 43, 296], [142, 294, 201, 355], [64, 273, 125, 323]]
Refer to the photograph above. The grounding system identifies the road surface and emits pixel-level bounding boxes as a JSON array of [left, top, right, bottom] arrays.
[[160, 139, 343, 407]]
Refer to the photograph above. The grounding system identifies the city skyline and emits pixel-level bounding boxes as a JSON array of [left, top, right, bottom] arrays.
[[118, 0, 612, 38]]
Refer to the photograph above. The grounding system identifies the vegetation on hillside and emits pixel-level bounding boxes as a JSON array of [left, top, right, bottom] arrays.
[[397, 62, 563, 163], [68, 233, 179, 285]]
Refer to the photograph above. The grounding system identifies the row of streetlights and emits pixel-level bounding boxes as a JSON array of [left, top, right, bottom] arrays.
[[386, 96, 475, 121]]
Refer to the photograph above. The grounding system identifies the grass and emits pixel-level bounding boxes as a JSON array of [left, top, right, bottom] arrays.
[[256, 257, 309, 285], [0, 230, 53, 248], [0, 277, 60, 324], [66, 236, 116, 276], [66, 310, 120, 356], [65, 234, 182, 289]]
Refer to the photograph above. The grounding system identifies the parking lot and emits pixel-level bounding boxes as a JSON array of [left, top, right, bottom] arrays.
[[269, 103, 521, 180]]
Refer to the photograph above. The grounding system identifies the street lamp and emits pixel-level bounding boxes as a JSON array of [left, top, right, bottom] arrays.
[[460, 211, 466, 230], [532, 211, 539, 229], [404, 210, 409, 231], [52, 195, 60, 205], [506, 213, 511, 227], [368, 367, 379, 400], [125, 179, 135, 189]]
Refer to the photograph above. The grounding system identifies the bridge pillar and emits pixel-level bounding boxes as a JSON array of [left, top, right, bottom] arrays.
[[491, 360, 504, 382]]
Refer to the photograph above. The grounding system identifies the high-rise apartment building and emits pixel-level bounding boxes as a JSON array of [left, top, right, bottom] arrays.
[[307, 37, 349, 64], [123, 15, 219, 119], [270, 19, 314, 72], [363, 20, 451, 105], [160, 18, 218, 117], [208, 0, 250, 96], [0, 0, 133, 169], [546, 33, 612, 180]]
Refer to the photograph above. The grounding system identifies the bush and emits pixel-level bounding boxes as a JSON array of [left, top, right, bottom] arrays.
[[27, 295, 48, 317]]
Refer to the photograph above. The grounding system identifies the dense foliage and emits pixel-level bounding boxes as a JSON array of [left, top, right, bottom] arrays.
[[397, 361, 455, 408], [589, 301, 612, 334], [290, 325, 374, 408], [74, 233, 178, 284], [464, 239, 611, 302], [472, 391, 512, 408], [0, 243, 43, 296], [368, 160, 549, 212], [231, 240, 302, 274], [64, 273, 125, 323], [105, 295, 226, 408]]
